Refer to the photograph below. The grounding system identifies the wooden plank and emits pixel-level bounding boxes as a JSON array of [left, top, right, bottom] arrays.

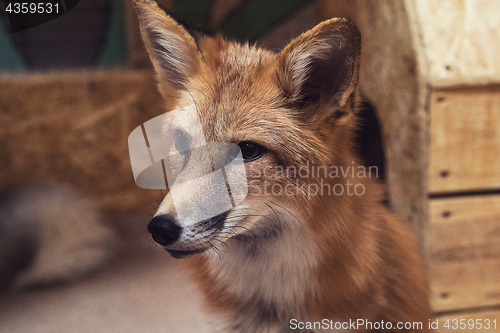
[[318, 0, 358, 22], [435, 308, 500, 333], [429, 195, 500, 312], [256, 2, 317, 51], [353, 0, 431, 248], [415, 0, 500, 88], [429, 87, 500, 193]]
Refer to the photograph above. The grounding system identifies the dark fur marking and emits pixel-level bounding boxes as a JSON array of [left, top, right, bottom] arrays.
[[197, 210, 228, 231], [233, 215, 284, 257]]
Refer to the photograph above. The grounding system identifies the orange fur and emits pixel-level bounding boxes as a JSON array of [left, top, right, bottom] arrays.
[[134, 1, 432, 331]]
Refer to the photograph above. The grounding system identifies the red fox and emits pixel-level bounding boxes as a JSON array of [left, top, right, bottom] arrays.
[[133, 1, 432, 331]]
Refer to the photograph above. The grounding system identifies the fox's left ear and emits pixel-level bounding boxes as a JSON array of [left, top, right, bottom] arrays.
[[276, 18, 361, 110]]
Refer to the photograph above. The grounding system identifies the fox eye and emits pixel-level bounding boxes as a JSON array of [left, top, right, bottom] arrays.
[[238, 141, 265, 162], [174, 130, 190, 152]]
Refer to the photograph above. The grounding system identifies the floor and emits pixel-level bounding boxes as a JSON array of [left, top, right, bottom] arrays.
[[0, 236, 211, 333]]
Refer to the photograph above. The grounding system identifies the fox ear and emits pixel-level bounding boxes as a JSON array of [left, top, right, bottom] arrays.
[[276, 18, 361, 109], [134, 0, 203, 94]]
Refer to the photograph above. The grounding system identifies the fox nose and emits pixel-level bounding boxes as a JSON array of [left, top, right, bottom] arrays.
[[147, 215, 181, 246]]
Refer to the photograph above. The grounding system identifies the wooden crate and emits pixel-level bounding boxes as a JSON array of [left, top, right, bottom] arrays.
[[320, 0, 500, 318], [429, 88, 500, 193], [430, 195, 500, 312]]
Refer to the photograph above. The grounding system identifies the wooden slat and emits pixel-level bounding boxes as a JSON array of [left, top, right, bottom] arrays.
[[352, 0, 431, 246], [429, 87, 500, 193], [415, 0, 500, 88], [429, 195, 500, 312], [435, 308, 500, 333]]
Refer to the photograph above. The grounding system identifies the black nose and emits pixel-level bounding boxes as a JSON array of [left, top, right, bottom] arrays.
[[147, 215, 181, 246]]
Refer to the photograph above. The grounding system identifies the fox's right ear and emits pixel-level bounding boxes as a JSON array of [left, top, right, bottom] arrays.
[[276, 18, 361, 111], [133, 0, 203, 97]]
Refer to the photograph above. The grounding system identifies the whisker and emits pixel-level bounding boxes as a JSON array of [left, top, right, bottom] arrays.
[[267, 201, 304, 226], [225, 213, 263, 221], [208, 242, 223, 260], [265, 202, 281, 224], [212, 237, 229, 248]]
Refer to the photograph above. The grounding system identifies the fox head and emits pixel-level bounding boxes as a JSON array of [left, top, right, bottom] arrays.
[[133, 0, 362, 259]]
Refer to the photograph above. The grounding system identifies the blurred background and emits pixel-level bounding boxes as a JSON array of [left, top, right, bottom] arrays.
[[0, 0, 498, 332]]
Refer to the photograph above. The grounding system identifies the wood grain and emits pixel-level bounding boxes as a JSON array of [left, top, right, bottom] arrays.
[[429, 195, 500, 312], [429, 87, 500, 193], [352, 0, 431, 248], [416, 0, 500, 88]]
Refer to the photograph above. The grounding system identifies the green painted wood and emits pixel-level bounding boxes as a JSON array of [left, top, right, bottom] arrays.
[[221, 0, 311, 41], [0, 19, 26, 71], [174, 0, 212, 28], [97, 0, 127, 67]]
